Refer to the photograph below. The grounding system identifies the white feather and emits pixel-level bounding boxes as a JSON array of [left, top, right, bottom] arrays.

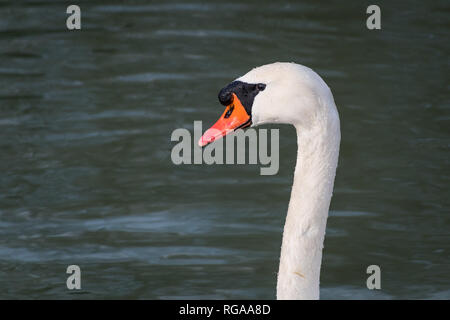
[[238, 62, 341, 299]]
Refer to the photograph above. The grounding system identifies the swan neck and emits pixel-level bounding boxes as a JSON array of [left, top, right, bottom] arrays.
[[276, 122, 340, 300]]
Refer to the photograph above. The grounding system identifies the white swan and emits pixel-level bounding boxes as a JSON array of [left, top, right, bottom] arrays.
[[199, 62, 341, 300]]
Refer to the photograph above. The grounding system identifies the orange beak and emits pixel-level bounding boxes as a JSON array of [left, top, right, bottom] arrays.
[[198, 93, 251, 147]]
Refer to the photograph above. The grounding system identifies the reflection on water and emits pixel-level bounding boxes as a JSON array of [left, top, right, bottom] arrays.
[[0, 1, 448, 299]]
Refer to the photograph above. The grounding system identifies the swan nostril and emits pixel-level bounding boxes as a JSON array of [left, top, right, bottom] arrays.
[[224, 105, 234, 118]]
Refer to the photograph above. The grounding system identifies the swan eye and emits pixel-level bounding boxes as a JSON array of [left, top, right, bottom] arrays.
[[217, 80, 263, 116]]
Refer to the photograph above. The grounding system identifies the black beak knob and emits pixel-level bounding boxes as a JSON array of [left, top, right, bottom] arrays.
[[218, 88, 233, 106]]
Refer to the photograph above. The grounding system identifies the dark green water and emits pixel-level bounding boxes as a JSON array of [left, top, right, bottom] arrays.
[[0, 0, 448, 299]]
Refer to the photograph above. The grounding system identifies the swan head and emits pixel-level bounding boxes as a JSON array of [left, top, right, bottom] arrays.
[[199, 62, 337, 147]]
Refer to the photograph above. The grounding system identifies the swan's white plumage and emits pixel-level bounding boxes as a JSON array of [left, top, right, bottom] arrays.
[[238, 62, 341, 299]]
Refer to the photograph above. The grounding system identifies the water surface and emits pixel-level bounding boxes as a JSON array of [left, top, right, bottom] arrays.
[[0, 0, 448, 299]]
